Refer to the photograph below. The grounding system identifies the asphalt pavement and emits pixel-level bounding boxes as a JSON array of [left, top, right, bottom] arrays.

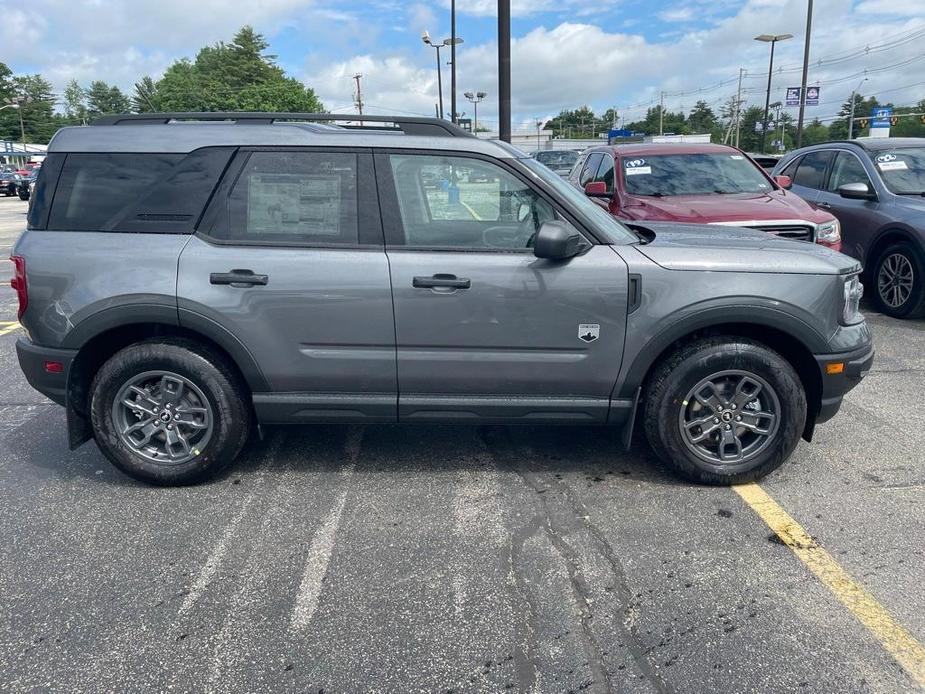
[[0, 195, 922, 693]]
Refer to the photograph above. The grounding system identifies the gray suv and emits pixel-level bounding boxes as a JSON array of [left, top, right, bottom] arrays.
[[13, 113, 873, 486]]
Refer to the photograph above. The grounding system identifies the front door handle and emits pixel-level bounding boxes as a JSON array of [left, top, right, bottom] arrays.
[[413, 274, 471, 290], [817, 201, 832, 209], [210, 269, 269, 287]]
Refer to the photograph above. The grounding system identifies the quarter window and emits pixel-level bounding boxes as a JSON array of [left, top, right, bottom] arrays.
[[579, 153, 603, 187], [387, 154, 556, 250], [219, 151, 359, 245], [594, 155, 615, 192]]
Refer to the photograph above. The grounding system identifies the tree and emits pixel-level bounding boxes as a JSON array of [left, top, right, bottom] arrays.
[[86, 81, 131, 116], [154, 26, 323, 112], [624, 106, 687, 137], [63, 79, 89, 124], [543, 106, 603, 138], [687, 100, 717, 135], [132, 76, 159, 113], [0, 74, 58, 144], [800, 118, 830, 146]]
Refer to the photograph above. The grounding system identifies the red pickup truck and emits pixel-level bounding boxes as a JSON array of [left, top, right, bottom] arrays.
[[568, 143, 841, 251]]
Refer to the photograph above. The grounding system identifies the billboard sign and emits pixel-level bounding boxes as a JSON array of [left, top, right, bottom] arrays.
[[871, 107, 893, 128]]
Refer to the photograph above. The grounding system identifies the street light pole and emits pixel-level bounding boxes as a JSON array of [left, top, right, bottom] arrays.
[[755, 33, 793, 154], [847, 77, 868, 140], [450, 0, 457, 124], [464, 91, 486, 135], [498, 0, 511, 143], [422, 33, 445, 119]]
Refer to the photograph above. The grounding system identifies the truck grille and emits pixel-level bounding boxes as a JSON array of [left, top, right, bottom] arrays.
[[748, 224, 814, 242]]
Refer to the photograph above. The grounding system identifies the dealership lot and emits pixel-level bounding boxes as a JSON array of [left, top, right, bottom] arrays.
[[0, 195, 922, 692]]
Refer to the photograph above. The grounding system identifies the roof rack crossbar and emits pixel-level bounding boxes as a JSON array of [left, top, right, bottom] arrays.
[[90, 112, 472, 138]]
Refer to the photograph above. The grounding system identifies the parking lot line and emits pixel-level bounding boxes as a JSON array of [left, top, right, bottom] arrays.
[[0, 323, 21, 336], [733, 482, 925, 688]]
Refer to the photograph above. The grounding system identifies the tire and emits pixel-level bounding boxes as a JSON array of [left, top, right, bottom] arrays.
[[643, 337, 806, 485], [869, 241, 925, 319], [89, 339, 252, 485]]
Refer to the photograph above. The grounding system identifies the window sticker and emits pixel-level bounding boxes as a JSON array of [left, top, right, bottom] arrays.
[[876, 153, 897, 163], [877, 160, 908, 171], [624, 158, 646, 168], [247, 173, 340, 235], [730, 154, 745, 160], [625, 166, 652, 175]]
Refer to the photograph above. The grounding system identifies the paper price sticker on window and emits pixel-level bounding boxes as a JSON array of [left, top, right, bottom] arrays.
[[625, 166, 652, 176], [878, 160, 908, 171]]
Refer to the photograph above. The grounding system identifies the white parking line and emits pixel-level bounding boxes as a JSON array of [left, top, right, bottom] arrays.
[[290, 427, 362, 632]]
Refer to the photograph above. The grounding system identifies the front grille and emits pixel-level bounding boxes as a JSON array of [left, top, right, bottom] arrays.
[[748, 224, 814, 242]]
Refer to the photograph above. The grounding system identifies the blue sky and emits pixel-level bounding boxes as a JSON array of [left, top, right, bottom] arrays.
[[3, 0, 924, 131]]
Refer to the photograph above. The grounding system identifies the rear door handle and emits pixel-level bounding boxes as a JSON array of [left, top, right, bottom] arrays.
[[210, 269, 269, 287], [413, 274, 471, 290]]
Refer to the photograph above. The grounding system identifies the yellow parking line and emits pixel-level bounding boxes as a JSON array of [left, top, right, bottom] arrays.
[[0, 322, 21, 336], [734, 482, 925, 687], [459, 201, 482, 221]]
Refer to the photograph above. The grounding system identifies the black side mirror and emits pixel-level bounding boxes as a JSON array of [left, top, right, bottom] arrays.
[[533, 220, 584, 260], [838, 182, 876, 200]]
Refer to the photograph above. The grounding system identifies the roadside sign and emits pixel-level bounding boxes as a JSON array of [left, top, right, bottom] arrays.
[[805, 86, 820, 106], [872, 107, 893, 128], [786, 87, 801, 107], [1, 140, 13, 153]]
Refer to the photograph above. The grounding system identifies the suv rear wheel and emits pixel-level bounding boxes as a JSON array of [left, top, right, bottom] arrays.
[[870, 241, 925, 319], [644, 337, 806, 485], [89, 339, 251, 485]]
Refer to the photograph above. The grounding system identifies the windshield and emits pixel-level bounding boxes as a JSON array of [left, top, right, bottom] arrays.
[[622, 153, 774, 196], [520, 157, 636, 243], [534, 150, 579, 169], [870, 148, 925, 194]]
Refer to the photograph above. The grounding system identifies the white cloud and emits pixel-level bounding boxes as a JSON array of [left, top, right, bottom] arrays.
[[659, 7, 696, 22]]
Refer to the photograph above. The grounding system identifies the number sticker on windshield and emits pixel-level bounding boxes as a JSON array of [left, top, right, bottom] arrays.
[[878, 160, 908, 171], [625, 166, 651, 175]]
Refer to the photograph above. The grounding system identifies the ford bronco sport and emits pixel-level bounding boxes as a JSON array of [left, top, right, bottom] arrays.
[[12, 113, 873, 486]]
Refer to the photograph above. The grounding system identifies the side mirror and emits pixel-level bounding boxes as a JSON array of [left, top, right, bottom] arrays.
[[584, 181, 610, 198], [773, 175, 792, 189], [838, 182, 876, 200], [533, 220, 583, 260]]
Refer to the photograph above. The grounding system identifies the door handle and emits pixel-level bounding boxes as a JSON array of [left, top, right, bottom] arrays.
[[817, 201, 832, 209], [210, 269, 269, 287], [413, 274, 471, 290]]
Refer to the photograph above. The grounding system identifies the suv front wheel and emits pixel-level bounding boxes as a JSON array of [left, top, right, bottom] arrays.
[[89, 339, 252, 485], [871, 241, 925, 319], [644, 337, 807, 485]]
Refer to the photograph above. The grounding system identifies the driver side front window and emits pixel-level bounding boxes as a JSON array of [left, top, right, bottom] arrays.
[[388, 154, 555, 250]]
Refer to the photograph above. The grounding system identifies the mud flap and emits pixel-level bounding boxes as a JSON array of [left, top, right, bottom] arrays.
[[621, 387, 642, 451], [67, 402, 93, 450]]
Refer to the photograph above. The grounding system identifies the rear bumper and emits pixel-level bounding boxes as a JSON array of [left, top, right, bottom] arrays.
[[814, 343, 875, 423], [16, 337, 76, 407]]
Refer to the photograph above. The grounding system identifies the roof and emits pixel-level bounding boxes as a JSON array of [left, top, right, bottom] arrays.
[[828, 137, 925, 151], [590, 142, 740, 156], [47, 112, 520, 158]]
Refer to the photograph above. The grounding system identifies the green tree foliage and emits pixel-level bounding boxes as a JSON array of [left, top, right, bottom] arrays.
[[687, 100, 718, 135], [0, 73, 60, 144], [154, 26, 323, 112], [86, 80, 131, 116], [543, 106, 607, 138], [132, 76, 160, 113], [63, 79, 89, 123]]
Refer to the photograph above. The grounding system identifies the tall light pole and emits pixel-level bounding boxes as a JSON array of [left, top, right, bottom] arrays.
[[536, 120, 542, 151], [847, 77, 868, 140], [498, 0, 511, 143], [755, 33, 793, 154], [463, 91, 486, 135], [422, 32, 461, 119], [795, 0, 814, 148], [450, 0, 457, 123]]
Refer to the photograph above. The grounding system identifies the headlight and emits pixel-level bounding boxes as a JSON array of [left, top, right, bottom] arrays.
[[816, 219, 841, 247], [843, 274, 864, 324]]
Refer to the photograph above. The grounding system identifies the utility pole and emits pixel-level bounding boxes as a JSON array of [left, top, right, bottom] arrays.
[[659, 91, 665, 136], [796, 0, 814, 148], [17, 101, 26, 156], [352, 74, 364, 116], [847, 78, 867, 139], [498, 0, 511, 142], [536, 120, 542, 151], [450, 0, 457, 123], [734, 68, 744, 148]]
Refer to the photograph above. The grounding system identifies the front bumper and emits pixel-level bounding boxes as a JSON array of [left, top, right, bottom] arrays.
[[16, 337, 77, 407], [814, 343, 875, 423]]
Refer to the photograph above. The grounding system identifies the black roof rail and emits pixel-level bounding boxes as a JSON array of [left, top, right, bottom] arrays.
[[90, 112, 472, 138]]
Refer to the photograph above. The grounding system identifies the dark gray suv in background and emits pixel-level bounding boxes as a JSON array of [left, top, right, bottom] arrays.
[[13, 113, 873, 486], [773, 138, 925, 318]]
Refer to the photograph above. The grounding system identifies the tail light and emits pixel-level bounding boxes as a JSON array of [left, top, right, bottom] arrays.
[[10, 255, 27, 320]]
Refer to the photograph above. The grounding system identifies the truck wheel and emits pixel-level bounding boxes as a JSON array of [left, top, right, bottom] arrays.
[[89, 339, 251, 485], [870, 242, 925, 319], [643, 337, 806, 485]]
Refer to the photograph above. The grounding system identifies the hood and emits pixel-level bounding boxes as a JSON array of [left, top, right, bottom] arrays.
[[624, 190, 831, 225], [632, 222, 861, 275]]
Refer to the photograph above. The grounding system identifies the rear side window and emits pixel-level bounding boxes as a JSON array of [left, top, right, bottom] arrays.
[[46, 149, 233, 232], [594, 154, 615, 192], [780, 156, 801, 179], [792, 151, 833, 190], [218, 151, 359, 245]]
